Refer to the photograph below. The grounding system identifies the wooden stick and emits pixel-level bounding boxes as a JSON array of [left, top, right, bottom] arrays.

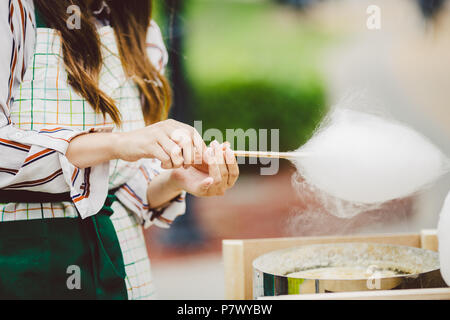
[[233, 150, 308, 160]]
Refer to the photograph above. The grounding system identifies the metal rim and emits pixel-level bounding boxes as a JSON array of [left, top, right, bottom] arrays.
[[252, 242, 441, 281]]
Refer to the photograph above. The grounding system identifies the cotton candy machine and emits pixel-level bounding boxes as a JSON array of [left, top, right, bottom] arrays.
[[253, 242, 446, 298]]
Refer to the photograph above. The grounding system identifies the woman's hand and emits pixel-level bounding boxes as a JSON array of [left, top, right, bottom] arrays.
[[146, 140, 239, 209], [115, 119, 205, 169], [170, 140, 239, 197], [66, 119, 204, 170]]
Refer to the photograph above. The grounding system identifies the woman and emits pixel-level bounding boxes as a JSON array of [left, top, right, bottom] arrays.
[[0, 0, 239, 299]]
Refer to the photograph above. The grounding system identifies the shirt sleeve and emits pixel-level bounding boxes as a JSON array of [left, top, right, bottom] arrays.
[[0, 1, 110, 219], [115, 159, 186, 229], [116, 23, 186, 228]]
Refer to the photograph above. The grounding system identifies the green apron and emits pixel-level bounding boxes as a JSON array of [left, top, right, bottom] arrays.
[[0, 7, 128, 300], [0, 194, 128, 300]]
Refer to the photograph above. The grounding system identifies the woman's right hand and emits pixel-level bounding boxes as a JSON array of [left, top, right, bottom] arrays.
[[114, 119, 205, 169]]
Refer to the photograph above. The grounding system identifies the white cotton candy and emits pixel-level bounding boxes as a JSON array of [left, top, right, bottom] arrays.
[[293, 108, 448, 205], [438, 191, 450, 286]]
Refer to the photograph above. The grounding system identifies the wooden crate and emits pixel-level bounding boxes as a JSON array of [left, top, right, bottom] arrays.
[[222, 229, 450, 300], [258, 288, 450, 300]]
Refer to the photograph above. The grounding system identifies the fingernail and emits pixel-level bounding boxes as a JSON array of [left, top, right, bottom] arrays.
[[203, 178, 213, 189], [211, 140, 219, 147], [206, 148, 214, 163], [172, 146, 181, 155], [226, 147, 234, 161], [194, 149, 202, 165]]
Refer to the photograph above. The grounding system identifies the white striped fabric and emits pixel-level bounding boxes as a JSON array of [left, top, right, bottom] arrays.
[[0, 0, 186, 299]]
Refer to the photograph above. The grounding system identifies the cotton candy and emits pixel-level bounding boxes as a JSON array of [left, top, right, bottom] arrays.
[[293, 108, 448, 206]]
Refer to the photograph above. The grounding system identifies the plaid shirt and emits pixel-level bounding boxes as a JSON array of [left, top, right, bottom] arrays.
[[0, 0, 186, 299], [0, 0, 185, 227]]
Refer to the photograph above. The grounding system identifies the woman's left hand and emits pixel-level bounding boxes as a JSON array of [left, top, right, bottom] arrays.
[[170, 140, 239, 197]]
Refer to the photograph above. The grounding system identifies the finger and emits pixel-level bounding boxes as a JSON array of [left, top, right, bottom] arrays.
[[169, 127, 190, 144], [178, 135, 194, 168], [225, 146, 239, 187], [158, 136, 183, 168], [205, 147, 222, 188], [193, 129, 205, 165], [169, 129, 193, 167], [198, 177, 214, 194], [168, 122, 205, 166], [151, 144, 173, 169], [222, 141, 231, 150], [212, 140, 228, 173], [212, 141, 229, 192], [178, 123, 205, 166]]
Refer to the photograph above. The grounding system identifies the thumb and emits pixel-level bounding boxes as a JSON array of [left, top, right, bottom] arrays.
[[199, 177, 214, 192]]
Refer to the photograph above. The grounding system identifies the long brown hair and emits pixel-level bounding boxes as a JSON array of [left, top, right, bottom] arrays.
[[34, 0, 172, 126]]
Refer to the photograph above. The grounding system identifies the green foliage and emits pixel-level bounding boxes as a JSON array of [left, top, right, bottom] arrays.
[[155, 0, 335, 151], [193, 79, 325, 150]]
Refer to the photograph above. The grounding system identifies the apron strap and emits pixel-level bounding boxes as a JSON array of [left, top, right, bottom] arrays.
[[93, 194, 127, 280], [34, 4, 48, 28], [0, 186, 122, 203], [86, 193, 128, 298]]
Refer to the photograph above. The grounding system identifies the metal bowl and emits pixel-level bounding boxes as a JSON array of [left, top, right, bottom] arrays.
[[253, 242, 447, 298]]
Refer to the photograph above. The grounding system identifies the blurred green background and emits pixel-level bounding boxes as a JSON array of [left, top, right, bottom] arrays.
[[155, 0, 334, 151]]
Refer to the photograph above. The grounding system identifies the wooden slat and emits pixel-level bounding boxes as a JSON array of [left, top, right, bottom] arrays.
[[223, 240, 246, 300], [420, 229, 439, 251], [259, 288, 450, 300], [223, 233, 421, 300]]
